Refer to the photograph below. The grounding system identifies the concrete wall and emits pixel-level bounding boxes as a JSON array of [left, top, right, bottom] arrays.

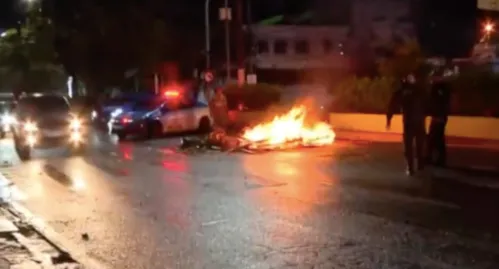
[[329, 113, 499, 140]]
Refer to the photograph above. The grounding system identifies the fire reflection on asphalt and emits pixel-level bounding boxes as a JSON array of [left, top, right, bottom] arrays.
[[70, 175, 87, 191], [241, 150, 341, 216]]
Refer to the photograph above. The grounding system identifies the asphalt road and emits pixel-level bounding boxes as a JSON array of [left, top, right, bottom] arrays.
[[1, 131, 499, 269]]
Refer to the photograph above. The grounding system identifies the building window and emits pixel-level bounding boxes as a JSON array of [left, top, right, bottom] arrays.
[[274, 40, 287, 54], [295, 40, 309, 54], [257, 40, 269, 54], [323, 39, 332, 53]]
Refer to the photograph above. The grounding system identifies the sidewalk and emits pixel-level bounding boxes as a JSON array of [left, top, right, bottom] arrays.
[[0, 207, 41, 269], [335, 129, 499, 150], [0, 203, 81, 269]]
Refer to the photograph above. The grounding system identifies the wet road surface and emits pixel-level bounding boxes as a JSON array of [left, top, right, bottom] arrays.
[[1, 132, 499, 269]]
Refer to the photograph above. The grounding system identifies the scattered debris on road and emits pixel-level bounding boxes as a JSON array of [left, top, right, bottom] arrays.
[[81, 233, 89, 241], [181, 105, 335, 153]]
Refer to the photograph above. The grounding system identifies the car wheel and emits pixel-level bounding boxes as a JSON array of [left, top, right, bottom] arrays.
[[16, 144, 31, 161], [71, 144, 87, 155], [198, 117, 211, 133], [147, 121, 163, 139], [117, 132, 127, 141]]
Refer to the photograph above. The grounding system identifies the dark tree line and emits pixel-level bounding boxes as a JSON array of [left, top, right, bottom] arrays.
[[1, 0, 216, 94]]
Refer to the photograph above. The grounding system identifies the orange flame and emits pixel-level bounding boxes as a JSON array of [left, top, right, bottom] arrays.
[[242, 105, 335, 149]]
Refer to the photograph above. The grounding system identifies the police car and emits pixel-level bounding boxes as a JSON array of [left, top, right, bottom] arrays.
[[92, 92, 156, 129], [109, 90, 212, 140]]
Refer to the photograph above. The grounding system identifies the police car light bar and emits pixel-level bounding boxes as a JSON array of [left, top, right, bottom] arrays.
[[163, 91, 180, 98]]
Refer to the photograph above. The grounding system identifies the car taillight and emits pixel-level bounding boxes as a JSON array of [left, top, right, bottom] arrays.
[[121, 117, 133, 124]]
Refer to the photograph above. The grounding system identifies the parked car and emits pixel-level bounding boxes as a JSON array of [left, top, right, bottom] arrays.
[[92, 92, 157, 129]]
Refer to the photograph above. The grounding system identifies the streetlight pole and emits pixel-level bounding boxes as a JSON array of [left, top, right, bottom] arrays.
[[224, 0, 231, 81], [204, 0, 211, 69]]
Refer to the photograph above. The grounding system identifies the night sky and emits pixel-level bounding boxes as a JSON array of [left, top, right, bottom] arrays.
[[0, 0, 16, 27], [0, 0, 484, 57], [0, 0, 308, 27], [0, 0, 478, 28]]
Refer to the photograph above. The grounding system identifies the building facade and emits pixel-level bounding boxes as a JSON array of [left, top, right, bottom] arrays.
[[250, 0, 417, 71], [250, 25, 350, 70]]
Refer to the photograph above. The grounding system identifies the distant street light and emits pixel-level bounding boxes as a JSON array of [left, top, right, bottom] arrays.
[[1, 32, 6, 38], [481, 21, 495, 43], [484, 22, 494, 33]]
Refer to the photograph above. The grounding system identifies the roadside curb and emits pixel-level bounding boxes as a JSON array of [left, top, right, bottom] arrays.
[[334, 130, 499, 150], [0, 172, 109, 269]]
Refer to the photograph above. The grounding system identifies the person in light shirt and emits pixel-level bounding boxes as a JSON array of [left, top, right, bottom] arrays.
[[209, 87, 229, 133]]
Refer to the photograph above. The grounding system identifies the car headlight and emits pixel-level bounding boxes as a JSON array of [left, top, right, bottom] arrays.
[[91, 110, 97, 119], [111, 108, 123, 118], [70, 117, 82, 130], [2, 113, 15, 125], [23, 121, 38, 132]]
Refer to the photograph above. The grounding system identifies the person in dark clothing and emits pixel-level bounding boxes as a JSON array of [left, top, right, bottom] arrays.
[[426, 68, 452, 167], [386, 73, 427, 176]]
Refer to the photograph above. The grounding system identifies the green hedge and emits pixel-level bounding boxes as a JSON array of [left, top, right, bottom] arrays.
[[329, 71, 499, 117], [224, 83, 282, 110], [330, 76, 396, 114], [448, 69, 499, 117]]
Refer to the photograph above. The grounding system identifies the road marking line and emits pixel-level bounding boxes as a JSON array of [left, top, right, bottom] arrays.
[[201, 219, 228, 226]]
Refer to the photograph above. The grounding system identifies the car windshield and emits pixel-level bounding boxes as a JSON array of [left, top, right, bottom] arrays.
[[21, 96, 69, 113], [132, 99, 162, 110], [103, 97, 133, 107], [0, 102, 12, 113]]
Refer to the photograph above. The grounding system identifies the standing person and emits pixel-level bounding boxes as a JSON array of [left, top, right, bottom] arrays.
[[427, 67, 452, 167], [386, 73, 428, 176], [209, 87, 230, 133]]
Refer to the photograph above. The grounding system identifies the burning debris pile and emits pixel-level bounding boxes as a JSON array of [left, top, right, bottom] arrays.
[[241, 105, 335, 149], [180, 105, 335, 153]]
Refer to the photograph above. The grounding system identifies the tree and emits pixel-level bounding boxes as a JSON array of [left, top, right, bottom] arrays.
[[378, 40, 428, 79], [0, 6, 66, 93], [52, 0, 173, 93]]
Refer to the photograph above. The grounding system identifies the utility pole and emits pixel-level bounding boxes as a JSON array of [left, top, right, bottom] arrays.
[[246, 0, 254, 74], [223, 0, 231, 81], [235, 0, 245, 84], [204, 0, 212, 69]]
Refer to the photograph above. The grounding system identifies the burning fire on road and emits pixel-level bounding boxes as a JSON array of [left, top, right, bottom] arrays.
[[241, 105, 335, 150]]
